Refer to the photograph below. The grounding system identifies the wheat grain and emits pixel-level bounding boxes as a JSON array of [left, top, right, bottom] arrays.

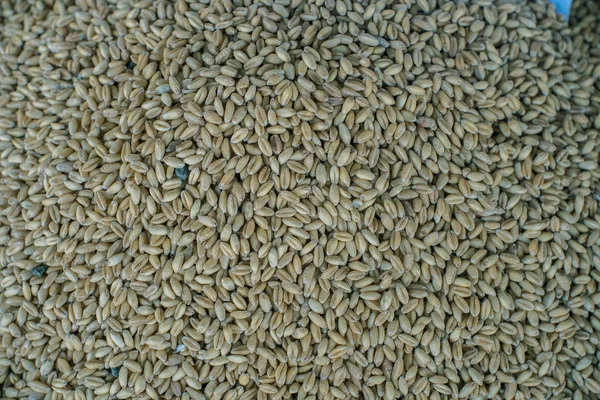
[[0, 0, 600, 399]]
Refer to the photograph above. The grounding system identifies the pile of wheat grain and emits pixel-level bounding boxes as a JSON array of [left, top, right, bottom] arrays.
[[0, 0, 599, 399]]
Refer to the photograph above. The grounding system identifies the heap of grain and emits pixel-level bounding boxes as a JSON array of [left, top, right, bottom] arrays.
[[0, 0, 599, 399]]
